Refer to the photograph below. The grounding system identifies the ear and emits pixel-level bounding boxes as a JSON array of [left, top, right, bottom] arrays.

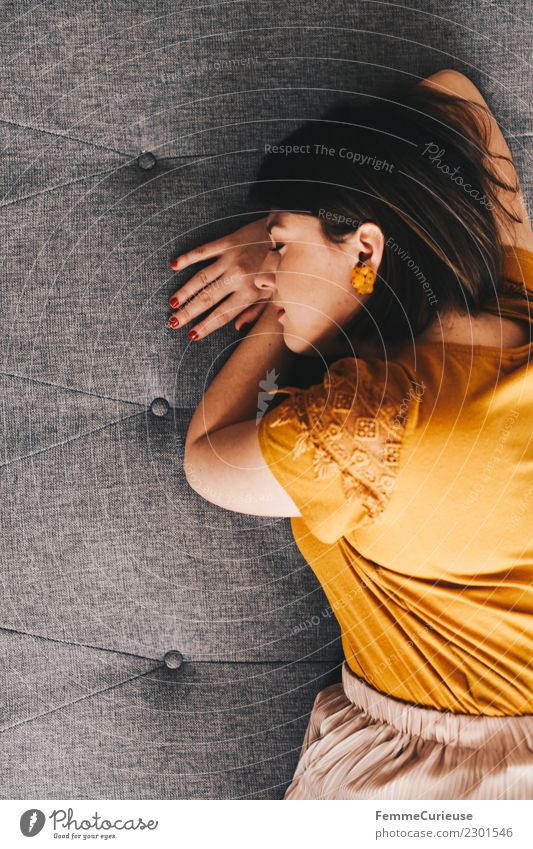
[[343, 221, 385, 274]]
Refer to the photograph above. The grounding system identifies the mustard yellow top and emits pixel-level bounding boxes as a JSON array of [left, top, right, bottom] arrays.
[[257, 245, 533, 716]]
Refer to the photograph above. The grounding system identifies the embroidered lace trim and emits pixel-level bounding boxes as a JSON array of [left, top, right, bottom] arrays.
[[264, 366, 412, 523]]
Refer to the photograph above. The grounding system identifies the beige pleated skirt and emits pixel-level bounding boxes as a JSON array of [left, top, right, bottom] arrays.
[[284, 661, 533, 800]]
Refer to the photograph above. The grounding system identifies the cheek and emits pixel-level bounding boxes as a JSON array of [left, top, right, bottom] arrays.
[[314, 253, 356, 317], [278, 253, 324, 305], [279, 249, 350, 323]]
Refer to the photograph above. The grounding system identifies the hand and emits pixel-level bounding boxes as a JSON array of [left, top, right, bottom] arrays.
[[167, 218, 273, 340]]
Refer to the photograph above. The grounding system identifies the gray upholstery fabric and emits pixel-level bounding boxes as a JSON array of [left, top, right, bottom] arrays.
[[1, 0, 531, 799]]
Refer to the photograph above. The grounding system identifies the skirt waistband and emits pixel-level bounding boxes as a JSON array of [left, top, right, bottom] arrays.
[[341, 661, 533, 749]]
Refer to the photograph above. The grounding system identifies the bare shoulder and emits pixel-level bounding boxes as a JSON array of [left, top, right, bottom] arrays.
[[419, 70, 533, 255]]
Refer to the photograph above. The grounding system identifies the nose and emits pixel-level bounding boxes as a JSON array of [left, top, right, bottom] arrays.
[[254, 252, 278, 294], [254, 271, 276, 294]]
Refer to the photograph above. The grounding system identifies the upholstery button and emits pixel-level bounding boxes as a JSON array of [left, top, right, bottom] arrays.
[[137, 150, 157, 170], [150, 397, 169, 417], [164, 650, 183, 670]]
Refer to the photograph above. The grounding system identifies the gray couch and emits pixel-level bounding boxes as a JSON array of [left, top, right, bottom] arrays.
[[2, 0, 532, 799]]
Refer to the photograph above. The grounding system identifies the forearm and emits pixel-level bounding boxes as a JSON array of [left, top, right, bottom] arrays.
[[185, 301, 301, 447]]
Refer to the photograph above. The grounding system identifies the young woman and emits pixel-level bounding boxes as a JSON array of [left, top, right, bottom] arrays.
[[168, 69, 533, 799]]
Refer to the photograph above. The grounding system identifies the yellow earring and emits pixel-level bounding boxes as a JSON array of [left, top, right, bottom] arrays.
[[351, 261, 376, 294]]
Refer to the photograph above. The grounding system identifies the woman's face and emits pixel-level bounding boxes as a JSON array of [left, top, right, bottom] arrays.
[[255, 211, 384, 357]]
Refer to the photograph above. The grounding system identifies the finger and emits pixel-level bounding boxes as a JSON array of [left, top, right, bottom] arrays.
[[185, 295, 258, 341], [168, 261, 224, 309], [234, 302, 266, 331], [170, 235, 235, 271], [167, 276, 233, 329]]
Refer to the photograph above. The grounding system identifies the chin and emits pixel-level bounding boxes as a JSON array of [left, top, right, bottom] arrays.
[[283, 332, 319, 357]]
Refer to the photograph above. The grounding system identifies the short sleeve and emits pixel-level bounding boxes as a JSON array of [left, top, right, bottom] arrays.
[[501, 245, 533, 295], [257, 357, 420, 544]]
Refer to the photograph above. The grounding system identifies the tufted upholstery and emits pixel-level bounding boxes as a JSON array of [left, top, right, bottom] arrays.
[[1, 1, 532, 799]]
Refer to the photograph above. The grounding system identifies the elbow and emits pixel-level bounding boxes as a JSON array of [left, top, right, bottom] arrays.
[[421, 69, 481, 101], [422, 68, 469, 86], [183, 435, 219, 507], [183, 440, 199, 492], [183, 436, 205, 498]]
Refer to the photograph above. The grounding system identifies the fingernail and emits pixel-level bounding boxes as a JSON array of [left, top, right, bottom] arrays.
[[188, 329, 199, 341], [168, 316, 179, 329], [169, 296, 179, 308], [170, 259, 180, 271]]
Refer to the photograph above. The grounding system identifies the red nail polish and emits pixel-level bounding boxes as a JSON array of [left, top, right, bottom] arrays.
[[188, 329, 199, 341], [169, 296, 179, 308], [170, 259, 179, 271], [168, 316, 179, 328]]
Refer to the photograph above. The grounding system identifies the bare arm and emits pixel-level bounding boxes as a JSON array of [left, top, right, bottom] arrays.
[[183, 301, 304, 516], [185, 300, 298, 447]]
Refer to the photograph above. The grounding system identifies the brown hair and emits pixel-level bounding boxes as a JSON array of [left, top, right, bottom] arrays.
[[248, 79, 526, 348]]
